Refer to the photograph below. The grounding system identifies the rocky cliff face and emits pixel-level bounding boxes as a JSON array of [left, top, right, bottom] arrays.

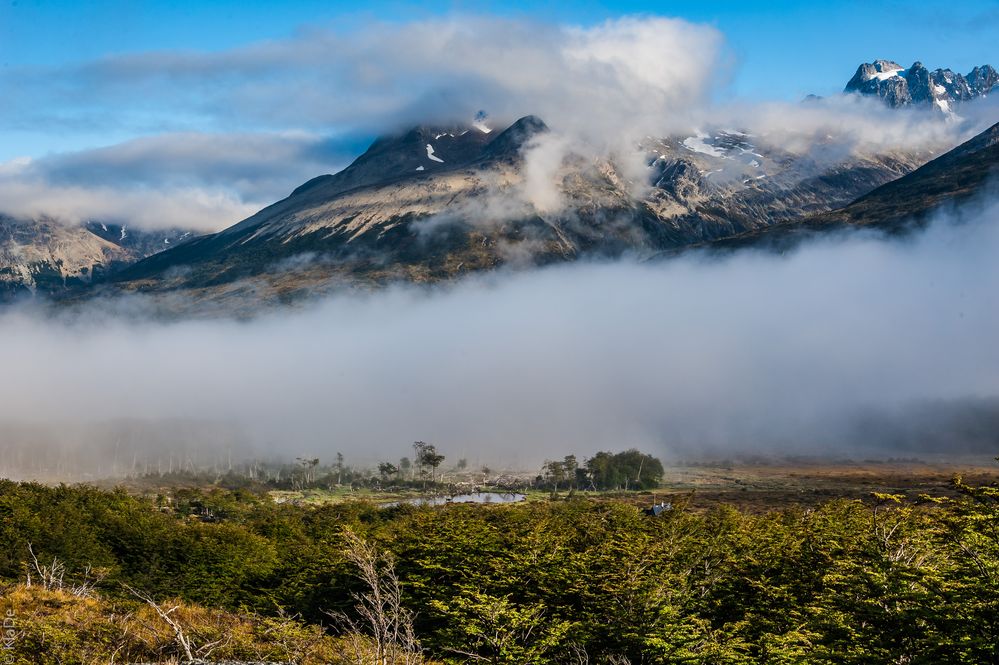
[[845, 60, 997, 112], [641, 130, 923, 240]]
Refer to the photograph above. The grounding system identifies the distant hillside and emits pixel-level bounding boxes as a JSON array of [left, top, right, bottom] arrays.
[[0, 215, 198, 299]]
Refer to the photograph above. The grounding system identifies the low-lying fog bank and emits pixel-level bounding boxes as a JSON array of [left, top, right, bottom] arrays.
[[0, 199, 997, 480]]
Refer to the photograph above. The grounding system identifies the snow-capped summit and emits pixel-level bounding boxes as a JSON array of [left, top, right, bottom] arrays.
[[845, 60, 996, 110], [968, 64, 999, 96]]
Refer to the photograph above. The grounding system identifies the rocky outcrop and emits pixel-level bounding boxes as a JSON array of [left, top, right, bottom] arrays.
[[968, 65, 999, 96]]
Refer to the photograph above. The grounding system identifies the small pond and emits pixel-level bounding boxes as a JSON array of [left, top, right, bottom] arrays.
[[384, 492, 526, 508]]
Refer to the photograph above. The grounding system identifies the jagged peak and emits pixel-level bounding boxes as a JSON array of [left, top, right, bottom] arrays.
[[845, 60, 906, 92], [843, 59, 995, 108]]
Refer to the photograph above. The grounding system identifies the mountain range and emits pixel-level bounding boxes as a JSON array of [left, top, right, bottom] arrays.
[[101, 118, 931, 303], [1, 60, 997, 308]]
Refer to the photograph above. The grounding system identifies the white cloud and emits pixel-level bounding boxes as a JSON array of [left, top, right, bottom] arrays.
[[0, 173, 256, 231], [0, 15, 728, 229], [0, 132, 359, 230], [5, 16, 725, 140]]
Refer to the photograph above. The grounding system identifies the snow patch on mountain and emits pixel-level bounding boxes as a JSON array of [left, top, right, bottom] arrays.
[[683, 132, 727, 158], [425, 144, 444, 163], [872, 67, 904, 81]]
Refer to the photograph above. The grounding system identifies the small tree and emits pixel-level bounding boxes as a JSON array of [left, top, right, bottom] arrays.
[[418, 444, 445, 486], [296, 457, 320, 486], [378, 462, 399, 482], [412, 442, 429, 482], [562, 455, 578, 490], [335, 452, 346, 486], [585, 450, 664, 491], [399, 457, 413, 481], [542, 460, 567, 493]]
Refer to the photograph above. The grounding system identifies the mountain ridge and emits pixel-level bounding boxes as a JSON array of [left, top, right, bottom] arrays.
[[102, 111, 934, 303]]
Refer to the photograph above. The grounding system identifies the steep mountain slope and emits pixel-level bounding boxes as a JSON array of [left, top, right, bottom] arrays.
[[817, 121, 999, 226], [642, 130, 922, 236], [845, 60, 997, 112], [702, 121, 999, 252], [108, 115, 928, 300]]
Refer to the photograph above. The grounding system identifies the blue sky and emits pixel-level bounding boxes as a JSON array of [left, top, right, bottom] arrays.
[[0, 0, 996, 229], [3, 0, 997, 95], [1, 0, 997, 157]]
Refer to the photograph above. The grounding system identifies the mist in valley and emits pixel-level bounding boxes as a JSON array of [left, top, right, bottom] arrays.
[[0, 193, 996, 480]]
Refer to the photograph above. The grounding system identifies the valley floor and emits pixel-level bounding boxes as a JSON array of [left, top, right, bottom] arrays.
[[2, 459, 997, 664], [133, 458, 998, 513]]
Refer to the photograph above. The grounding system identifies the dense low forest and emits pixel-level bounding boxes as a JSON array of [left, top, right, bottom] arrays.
[[0, 463, 997, 664]]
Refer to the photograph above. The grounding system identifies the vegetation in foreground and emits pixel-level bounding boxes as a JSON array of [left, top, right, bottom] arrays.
[[0, 462, 997, 664]]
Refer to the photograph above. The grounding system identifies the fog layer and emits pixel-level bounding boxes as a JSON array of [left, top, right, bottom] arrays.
[[1, 200, 997, 472]]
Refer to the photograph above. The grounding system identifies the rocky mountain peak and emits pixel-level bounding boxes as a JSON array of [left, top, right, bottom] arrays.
[[845, 60, 909, 107], [968, 64, 999, 95], [287, 115, 542, 202], [844, 59, 995, 111]]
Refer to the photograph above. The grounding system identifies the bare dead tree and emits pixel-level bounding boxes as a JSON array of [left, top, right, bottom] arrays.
[[24, 543, 105, 598], [70, 563, 107, 598], [124, 584, 230, 662], [565, 643, 591, 665], [25, 542, 64, 591], [125, 584, 195, 662], [327, 529, 423, 665]]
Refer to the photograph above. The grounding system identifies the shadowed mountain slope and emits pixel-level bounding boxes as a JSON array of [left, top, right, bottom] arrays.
[[701, 122, 999, 253]]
